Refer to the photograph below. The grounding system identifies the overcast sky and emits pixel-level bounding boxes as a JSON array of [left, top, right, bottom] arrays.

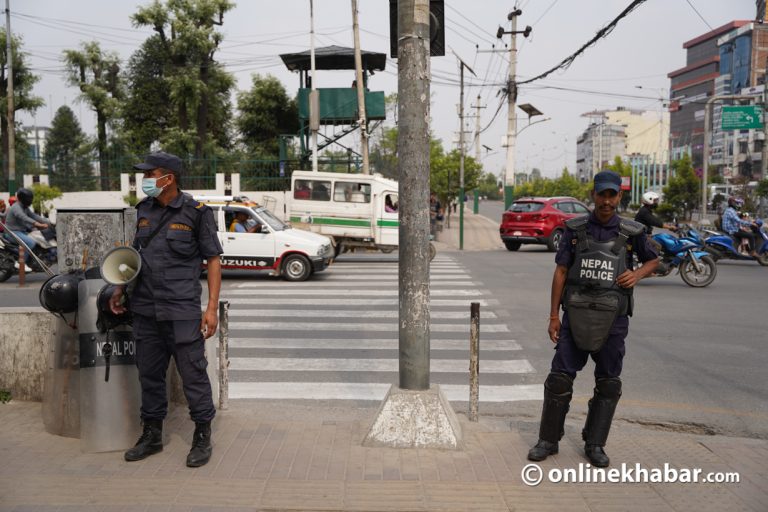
[[13, 0, 756, 179]]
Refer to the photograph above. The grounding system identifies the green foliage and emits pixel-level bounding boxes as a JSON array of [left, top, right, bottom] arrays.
[[662, 153, 700, 221], [0, 389, 10, 403], [44, 106, 96, 192], [62, 41, 122, 175], [429, 139, 482, 204], [236, 74, 299, 157], [756, 178, 768, 199], [123, 194, 139, 207], [370, 127, 398, 180], [0, 30, 44, 181], [30, 183, 63, 216], [131, 0, 236, 159], [606, 156, 632, 211], [476, 172, 502, 200], [514, 169, 590, 202]]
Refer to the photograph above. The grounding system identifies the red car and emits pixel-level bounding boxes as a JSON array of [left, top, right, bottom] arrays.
[[499, 196, 591, 252]]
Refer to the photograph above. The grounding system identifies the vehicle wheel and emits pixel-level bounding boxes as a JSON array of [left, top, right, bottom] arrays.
[[282, 254, 312, 282], [334, 242, 343, 258], [429, 242, 436, 261], [380, 246, 395, 254], [546, 229, 563, 252], [504, 241, 521, 252], [680, 255, 717, 288], [0, 259, 12, 282], [757, 252, 768, 267]]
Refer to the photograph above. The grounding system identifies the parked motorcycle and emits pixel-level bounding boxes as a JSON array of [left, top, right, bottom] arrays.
[[0, 225, 58, 282], [700, 219, 768, 267], [645, 230, 717, 287]]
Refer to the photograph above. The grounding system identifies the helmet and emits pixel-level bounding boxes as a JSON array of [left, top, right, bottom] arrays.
[[39, 272, 83, 314], [16, 188, 33, 208], [642, 191, 660, 206], [727, 196, 743, 210]]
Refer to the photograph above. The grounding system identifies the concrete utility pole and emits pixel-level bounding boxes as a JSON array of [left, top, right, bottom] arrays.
[[351, 0, 369, 174], [5, 0, 16, 194], [309, 0, 319, 172], [763, 56, 768, 179], [473, 95, 485, 162], [497, 10, 531, 210], [364, 1, 461, 450], [396, 0, 431, 391]]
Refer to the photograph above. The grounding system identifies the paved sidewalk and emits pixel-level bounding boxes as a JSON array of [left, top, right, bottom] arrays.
[[433, 210, 505, 253], [1, 400, 765, 511]]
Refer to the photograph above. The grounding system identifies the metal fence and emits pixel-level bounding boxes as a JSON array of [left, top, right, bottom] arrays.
[[3, 155, 363, 193]]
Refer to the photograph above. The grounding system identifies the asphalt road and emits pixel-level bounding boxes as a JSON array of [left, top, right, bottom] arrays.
[[2, 237, 766, 439]]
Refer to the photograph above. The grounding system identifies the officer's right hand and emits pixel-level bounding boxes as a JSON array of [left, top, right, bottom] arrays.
[[109, 286, 127, 315], [548, 318, 560, 343]]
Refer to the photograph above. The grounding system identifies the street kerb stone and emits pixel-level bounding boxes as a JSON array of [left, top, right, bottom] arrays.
[[363, 384, 463, 449]]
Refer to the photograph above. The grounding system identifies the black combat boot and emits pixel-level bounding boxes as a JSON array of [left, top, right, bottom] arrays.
[[582, 377, 622, 468], [124, 419, 163, 461], [186, 421, 212, 468], [528, 372, 573, 461]]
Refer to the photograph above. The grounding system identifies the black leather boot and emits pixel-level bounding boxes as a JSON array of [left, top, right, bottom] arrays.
[[528, 372, 573, 461], [186, 421, 212, 468], [582, 377, 622, 468], [124, 419, 163, 461]]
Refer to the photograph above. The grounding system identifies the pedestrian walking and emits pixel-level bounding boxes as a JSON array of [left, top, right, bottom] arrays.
[[109, 151, 223, 468], [527, 170, 659, 467]]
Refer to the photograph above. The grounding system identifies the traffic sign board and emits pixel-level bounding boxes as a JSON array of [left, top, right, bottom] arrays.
[[721, 105, 763, 130]]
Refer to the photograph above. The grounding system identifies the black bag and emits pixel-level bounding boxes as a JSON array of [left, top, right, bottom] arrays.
[[565, 289, 621, 353]]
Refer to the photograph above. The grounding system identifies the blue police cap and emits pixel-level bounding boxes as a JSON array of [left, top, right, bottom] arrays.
[[133, 151, 184, 174], [593, 170, 622, 193]]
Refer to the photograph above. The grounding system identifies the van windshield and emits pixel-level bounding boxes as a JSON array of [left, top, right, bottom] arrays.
[[253, 207, 286, 231]]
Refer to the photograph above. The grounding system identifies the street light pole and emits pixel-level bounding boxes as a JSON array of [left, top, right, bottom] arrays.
[[453, 51, 476, 251], [497, 10, 531, 210], [5, 0, 16, 194]]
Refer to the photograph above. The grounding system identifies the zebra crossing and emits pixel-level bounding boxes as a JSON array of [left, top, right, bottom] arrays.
[[222, 255, 540, 403]]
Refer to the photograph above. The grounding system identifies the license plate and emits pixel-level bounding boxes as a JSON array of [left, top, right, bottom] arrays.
[[513, 231, 522, 236]]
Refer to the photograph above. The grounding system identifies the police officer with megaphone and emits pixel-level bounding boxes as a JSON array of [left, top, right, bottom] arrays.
[[527, 170, 659, 468], [109, 151, 223, 468]]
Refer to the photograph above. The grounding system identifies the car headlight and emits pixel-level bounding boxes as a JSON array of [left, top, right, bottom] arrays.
[[318, 243, 331, 256]]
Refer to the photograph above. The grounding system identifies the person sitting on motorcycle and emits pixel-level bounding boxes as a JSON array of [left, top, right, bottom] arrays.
[[0, 198, 6, 233], [634, 192, 677, 235], [722, 196, 758, 257], [3, 188, 50, 265]]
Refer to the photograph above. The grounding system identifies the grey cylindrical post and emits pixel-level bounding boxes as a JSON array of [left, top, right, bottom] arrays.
[[17, 245, 25, 287], [469, 302, 480, 421], [397, 0, 431, 390], [218, 300, 229, 410]]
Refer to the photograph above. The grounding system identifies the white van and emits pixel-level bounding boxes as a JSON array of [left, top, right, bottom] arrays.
[[288, 170, 435, 259], [196, 196, 333, 281]]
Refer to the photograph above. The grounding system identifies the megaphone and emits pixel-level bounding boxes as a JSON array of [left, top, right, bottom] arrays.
[[100, 246, 142, 286]]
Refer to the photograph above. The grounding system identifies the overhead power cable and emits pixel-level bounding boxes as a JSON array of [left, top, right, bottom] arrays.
[[517, 0, 648, 86], [684, 0, 713, 30]]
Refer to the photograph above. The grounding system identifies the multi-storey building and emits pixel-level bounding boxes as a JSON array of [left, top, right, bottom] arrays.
[[575, 118, 626, 183]]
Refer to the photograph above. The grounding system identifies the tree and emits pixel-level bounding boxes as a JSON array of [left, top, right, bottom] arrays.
[[429, 139, 482, 205], [62, 41, 121, 184], [132, 0, 235, 159], [0, 30, 44, 185], [662, 153, 700, 220], [120, 35, 172, 154], [607, 156, 632, 211], [370, 126, 398, 179], [514, 168, 590, 202], [30, 183, 63, 217], [476, 172, 502, 200], [236, 74, 298, 157], [44, 106, 95, 192]]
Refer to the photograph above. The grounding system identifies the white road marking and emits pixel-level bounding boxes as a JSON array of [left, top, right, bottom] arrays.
[[228, 382, 541, 402], [223, 298, 499, 306], [226, 309, 498, 319], [230, 357, 533, 373], [228, 321, 510, 332], [232, 280, 481, 288], [225, 289, 486, 296], [228, 337, 521, 351]]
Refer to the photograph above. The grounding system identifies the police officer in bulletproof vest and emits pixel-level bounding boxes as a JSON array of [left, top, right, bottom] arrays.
[[109, 151, 223, 468], [527, 170, 659, 468]]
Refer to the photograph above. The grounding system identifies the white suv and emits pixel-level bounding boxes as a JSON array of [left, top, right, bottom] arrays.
[[196, 196, 333, 281]]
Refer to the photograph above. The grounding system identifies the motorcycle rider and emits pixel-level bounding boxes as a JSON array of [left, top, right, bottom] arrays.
[[634, 191, 677, 235], [3, 188, 51, 269], [722, 196, 758, 257]]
